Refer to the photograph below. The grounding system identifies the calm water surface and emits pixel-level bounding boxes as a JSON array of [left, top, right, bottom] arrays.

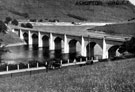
[[2, 45, 60, 64], [2, 45, 78, 64]]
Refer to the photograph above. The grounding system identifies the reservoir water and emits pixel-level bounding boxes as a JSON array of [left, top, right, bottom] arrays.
[[2, 45, 79, 64]]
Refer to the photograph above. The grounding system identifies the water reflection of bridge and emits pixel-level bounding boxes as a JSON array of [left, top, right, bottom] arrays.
[[11, 24, 130, 60]]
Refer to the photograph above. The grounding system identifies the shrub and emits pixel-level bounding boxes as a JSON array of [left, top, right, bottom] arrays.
[[29, 60, 38, 68], [8, 64, 17, 70], [48, 19, 55, 22], [38, 19, 43, 22], [25, 23, 33, 28], [19, 63, 28, 69], [11, 19, 19, 26], [0, 63, 7, 71], [38, 62, 45, 67], [119, 37, 135, 54], [5, 17, 12, 24], [0, 21, 7, 33], [21, 23, 26, 28], [29, 19, 36, 22]]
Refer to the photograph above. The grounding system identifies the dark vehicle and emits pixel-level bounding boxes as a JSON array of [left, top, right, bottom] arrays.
[[86, 60, 93, 65], [45, 59, 61, 71]]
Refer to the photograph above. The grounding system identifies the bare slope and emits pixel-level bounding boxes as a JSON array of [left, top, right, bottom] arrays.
[[0, 0, 135, 22]]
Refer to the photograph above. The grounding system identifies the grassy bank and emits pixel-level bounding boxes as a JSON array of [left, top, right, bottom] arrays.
[[92, 22, 135, 36], [0, 58, 135, 91], [0, 31, 23, 45]]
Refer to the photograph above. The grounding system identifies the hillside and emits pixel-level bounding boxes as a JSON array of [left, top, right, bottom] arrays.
[[91, 22, 135, 36], [0, 31, 23, 45], [0, 0, 135, 22]]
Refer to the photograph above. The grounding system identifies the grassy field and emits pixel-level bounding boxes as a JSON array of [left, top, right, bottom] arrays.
[[0, 58, 135, 92]]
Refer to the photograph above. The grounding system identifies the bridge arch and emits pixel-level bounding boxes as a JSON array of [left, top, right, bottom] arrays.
[[86, 42, 102, 60], [108, 45, 120, 58], [42, 35, 50, 58], [54, 37, 63, 59], [42, 35, 49, 48], [23, 32, 28, 44], [69, 39, 81, 60], [54, 37, 63, 50], [32, 34, 38, 46]]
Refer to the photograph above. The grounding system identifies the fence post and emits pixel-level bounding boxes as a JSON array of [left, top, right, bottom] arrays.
[[6, 65, 8, 71], [17, 64, 19, 70], [91, 57, 93, 60], [86, 57, 88, 61], [37, 62, 39, 68], [74, 59, 76, 63], [60, 60, 62, 66], [80, 58, 82, 62], [45, 62, 47, 69], [28, 64, 30, 69], [67, 59, 69, 64]]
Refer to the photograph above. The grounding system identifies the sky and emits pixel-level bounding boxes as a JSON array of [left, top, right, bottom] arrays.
[[129, 0, 135, 5]]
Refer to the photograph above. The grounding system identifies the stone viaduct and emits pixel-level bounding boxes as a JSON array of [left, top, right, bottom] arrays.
[[10, 22, 130, 60]]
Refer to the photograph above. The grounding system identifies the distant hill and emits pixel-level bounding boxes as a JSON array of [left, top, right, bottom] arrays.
[[91, 22, 135, 36], [0, 0, 135, 22]]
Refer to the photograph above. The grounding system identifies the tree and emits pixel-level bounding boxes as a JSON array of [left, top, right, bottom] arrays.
[[25, 23, 33, 28], [0, 21, 7, 33], [21, 23, 26, 28], [29, 19, 36, 22], [5, 17, 12, 24], [118, 37, 135, 54], [11, 19, 19, 26], [38, 19, 43, 22]]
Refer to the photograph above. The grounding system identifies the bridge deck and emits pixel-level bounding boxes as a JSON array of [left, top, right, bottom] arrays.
[[10, 24, 131, 42]]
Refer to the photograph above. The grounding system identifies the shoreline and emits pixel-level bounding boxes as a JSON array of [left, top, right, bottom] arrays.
[[6, 42, 26, 47]]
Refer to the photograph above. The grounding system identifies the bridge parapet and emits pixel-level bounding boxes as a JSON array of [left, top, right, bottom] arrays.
[[19, 22, 116, 26]]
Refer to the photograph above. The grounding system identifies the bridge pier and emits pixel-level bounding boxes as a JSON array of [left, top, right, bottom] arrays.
[[19, 29, 24, 40], [102, 36, 108, 59], [49, 33, 55, 58], [28, 31, 32, 45], [81, 36, 86, 57], [63, 34, 69, 60], [38, 32, 43, 47]]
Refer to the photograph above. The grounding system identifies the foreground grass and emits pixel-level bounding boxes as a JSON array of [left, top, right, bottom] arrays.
[[0, 58, 135, 92]]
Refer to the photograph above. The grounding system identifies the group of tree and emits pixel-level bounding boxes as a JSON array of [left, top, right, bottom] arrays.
[[4, 17, 18, 26], [118, 37, 135, 54], [29, 18, 60, 22], [21, 23, 33, 28], [29, 19, 43, 22]]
